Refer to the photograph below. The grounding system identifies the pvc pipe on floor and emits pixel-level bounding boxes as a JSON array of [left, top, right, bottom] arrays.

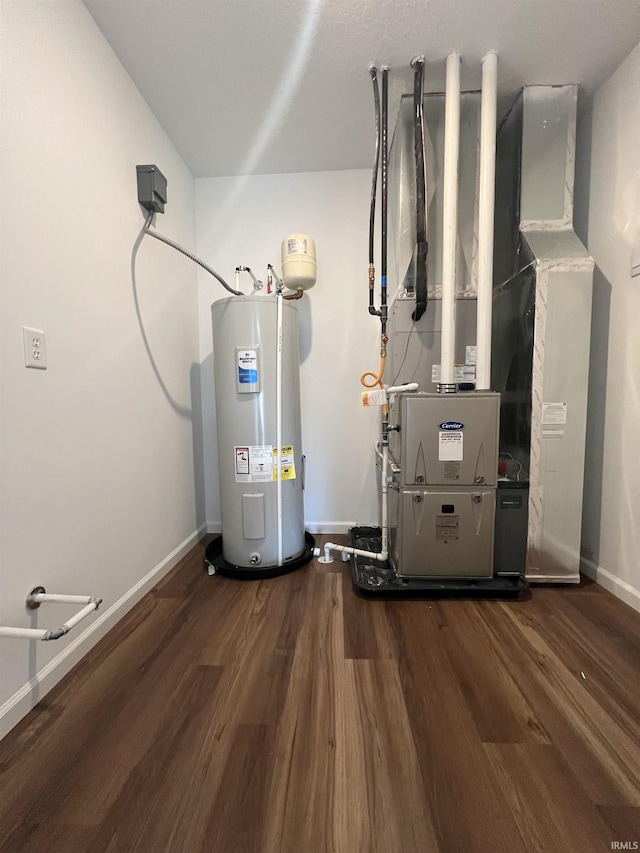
[[439, 52, 461, 392], [476, 51, 498, 391]]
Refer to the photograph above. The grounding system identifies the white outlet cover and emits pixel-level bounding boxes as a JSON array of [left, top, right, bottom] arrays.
[[632, 246, 640, 278], [23, 326, 47, 369]]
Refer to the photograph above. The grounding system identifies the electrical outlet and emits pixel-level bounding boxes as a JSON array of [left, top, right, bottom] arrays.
[[23, 327, 47, 369]]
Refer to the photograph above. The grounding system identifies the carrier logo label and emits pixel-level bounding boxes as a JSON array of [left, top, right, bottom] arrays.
[[439, 421, 465, 431]]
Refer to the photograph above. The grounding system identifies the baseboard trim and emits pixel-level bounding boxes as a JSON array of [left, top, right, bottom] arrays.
[[206, 521, 356, 535], [0, 524, 207, 741], [581, 557, 640, 614]]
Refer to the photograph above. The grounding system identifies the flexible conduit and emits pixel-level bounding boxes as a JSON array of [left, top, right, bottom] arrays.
[[368, 65, 381, 316], [411, 55, 429, 322], [361, 65, 388, 391], [380, 66, 389, 336], [143, 212, 242, 296]]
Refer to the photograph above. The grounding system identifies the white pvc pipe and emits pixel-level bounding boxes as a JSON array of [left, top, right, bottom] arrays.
[[0, 626, 48, 640], [380, 444, 389, 555], [440, 52, 461, 391], [59, 601, 100, 633], [276, 289, 283, 566], [32, 593, 93, 606], [0, 596, 101, 641], [476, 50, 498, 390], [0, 587, 102, 640], [386, 382, 419, 396]]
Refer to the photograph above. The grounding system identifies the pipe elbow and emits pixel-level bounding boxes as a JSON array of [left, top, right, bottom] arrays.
[[42, 626, 69, 642]]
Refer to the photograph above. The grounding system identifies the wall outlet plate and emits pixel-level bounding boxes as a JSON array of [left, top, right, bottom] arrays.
[[23, 326, 47, 369]]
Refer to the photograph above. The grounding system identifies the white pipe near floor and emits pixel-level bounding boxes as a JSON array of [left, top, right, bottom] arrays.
[[0, 590, 102, 641], [476, 50, 498, 390], [439, 52, 461, 392]]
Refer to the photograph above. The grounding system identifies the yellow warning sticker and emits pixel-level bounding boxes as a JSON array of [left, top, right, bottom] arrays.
[[272, 445, 296, 480]]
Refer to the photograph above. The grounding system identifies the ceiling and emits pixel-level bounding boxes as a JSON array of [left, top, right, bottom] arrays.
[[83, 0, 640, 178]]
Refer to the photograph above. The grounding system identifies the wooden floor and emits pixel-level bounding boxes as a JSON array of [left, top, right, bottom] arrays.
[[1, 536, 640, 852]]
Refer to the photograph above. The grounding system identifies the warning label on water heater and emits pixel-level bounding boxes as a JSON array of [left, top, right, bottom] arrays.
[[235, 445, 273, 483], [272, 445, 296, 481], [234, 444, 296, 482]]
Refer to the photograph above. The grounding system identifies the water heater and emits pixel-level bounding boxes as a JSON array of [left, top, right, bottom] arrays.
[[210, 294, 308, 573]]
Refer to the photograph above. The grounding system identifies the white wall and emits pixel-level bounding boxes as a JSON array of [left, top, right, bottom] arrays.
[[196, 171, 381, 533], [576, 40, 640, 612], [0, 0, 202, 738]]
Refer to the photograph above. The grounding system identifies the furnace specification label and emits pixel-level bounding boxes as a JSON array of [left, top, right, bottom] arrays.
[[438, 430, 464, 461], [235, 445, 273, 483]]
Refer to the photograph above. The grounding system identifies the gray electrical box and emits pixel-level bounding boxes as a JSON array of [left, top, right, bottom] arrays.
[[136, 164, 167, 213]]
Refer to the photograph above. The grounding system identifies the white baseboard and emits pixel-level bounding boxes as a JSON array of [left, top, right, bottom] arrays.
[[207, 521, 357, 535], [304, 522, 356, 535], [0, 524, 207, 742], [581, 557, 640, 615]]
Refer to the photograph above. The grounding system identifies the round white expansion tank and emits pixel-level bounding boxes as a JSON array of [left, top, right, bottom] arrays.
[[281, 233, 317, 291], [211, 294, 306, 569]]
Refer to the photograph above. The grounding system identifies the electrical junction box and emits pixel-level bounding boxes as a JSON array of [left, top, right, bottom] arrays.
[[136, 164, 167, 213]]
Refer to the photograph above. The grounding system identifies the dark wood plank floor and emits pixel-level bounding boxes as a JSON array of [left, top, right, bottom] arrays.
[[1, 534, 640, 852]]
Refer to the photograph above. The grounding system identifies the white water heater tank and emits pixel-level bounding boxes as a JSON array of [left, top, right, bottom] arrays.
[[281, 233, 317, 291], [211, 294, 306, 569]]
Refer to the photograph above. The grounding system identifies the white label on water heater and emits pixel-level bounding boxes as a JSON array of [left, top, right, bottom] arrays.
[[237, 347, 260, 393], [439, 431, 464, 461], [235, 445, 273, 482]]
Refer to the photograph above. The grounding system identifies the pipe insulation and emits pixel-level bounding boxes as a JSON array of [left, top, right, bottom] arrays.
[[439, 52, 461, 392], [476, 51, 499, 391]]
